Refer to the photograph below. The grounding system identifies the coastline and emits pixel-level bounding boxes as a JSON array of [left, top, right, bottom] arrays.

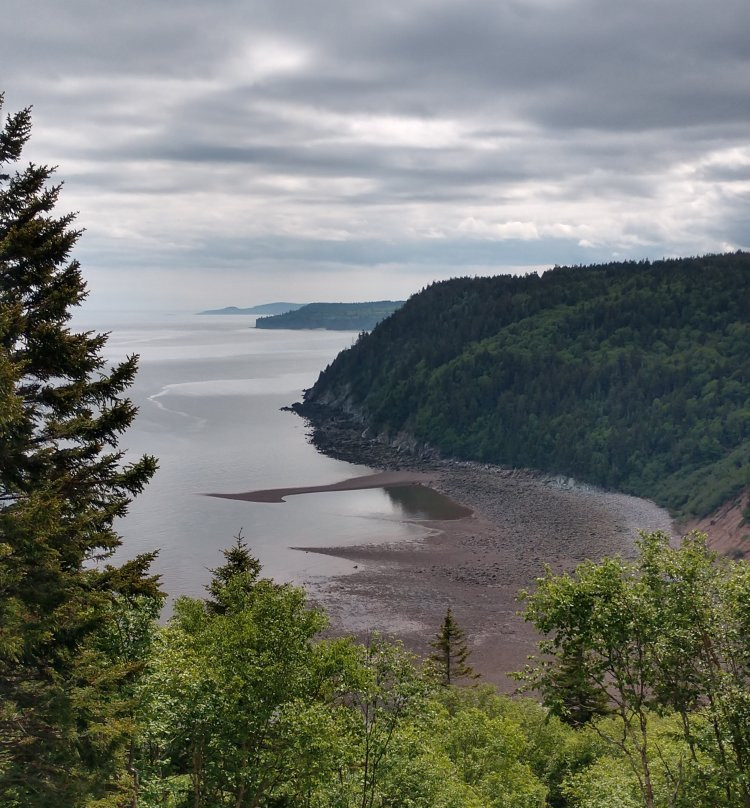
[[282, 405, 678, 690], [207, 403, 678, 689], [202, 393, 741, 688]]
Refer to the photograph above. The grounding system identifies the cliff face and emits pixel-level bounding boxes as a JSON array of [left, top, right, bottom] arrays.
[[305, 253, 750, 520], [684, 488, 750, 558]]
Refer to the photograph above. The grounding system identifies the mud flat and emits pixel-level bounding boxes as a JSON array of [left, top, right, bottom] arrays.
[[292, 406, 678, 690]]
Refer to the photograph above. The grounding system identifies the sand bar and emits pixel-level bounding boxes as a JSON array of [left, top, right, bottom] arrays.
[[204, 470, 441, 503]]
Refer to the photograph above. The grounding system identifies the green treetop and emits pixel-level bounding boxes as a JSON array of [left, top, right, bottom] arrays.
[[519, 530, 750, 808], [430, 607, 479, 686], [206, 529, 262, 614]]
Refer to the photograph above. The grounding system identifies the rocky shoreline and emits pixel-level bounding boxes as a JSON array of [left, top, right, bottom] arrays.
[[292, 402, 677, 690], [291, 401, 441, 469]]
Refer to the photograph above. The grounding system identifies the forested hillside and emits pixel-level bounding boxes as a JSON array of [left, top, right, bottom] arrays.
[[305, 254, 750, 517], [256, 300, 403, 330]]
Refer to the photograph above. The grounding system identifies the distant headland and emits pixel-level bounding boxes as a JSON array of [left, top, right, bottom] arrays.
[[198, 302, 303, 315], [255, 300, 404, 331]]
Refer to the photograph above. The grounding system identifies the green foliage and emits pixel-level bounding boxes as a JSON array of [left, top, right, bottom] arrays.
[[306, 255, 750, 516], [256, 300, 404, 331], [561, 750, 643, 808], [429, 699, 547, 807], [0, 95, 158, 806], [131, 546, 565, 808], [137, 578, 334, 806], [519, 531, 750, 807], [205, 529, 262, 613]]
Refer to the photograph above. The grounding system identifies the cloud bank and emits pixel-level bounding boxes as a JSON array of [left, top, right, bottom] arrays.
[[3, 0, 749, 308]]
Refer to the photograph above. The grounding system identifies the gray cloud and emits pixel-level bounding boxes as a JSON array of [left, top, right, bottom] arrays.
[[2, 0, 749, 309]]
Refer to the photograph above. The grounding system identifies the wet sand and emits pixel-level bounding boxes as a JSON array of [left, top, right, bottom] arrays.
[[299, 463, 675, 690], [204, 470, 441, 503], [212, 460, 676, 691], [305, 463, 675, 690]]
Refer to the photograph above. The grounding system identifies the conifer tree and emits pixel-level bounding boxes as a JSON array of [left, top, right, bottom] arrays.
[[206, 529, 262, 614], [0, 95, 159, 806], [429, 607, 478, 686]]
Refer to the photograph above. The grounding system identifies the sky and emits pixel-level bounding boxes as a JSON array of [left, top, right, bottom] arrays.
[[2, 0, 749, 310]]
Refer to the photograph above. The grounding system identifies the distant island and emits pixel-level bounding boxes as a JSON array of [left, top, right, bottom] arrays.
[[199, 303, 303, 315], [255, 301, 404, 331]]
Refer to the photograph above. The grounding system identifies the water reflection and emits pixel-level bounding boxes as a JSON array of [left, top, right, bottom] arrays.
[[382, 485, 472, 520]]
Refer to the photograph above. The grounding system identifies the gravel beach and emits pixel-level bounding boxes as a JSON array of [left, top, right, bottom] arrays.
[[220, 407, 678, 690], [301, 462, 675, 690]]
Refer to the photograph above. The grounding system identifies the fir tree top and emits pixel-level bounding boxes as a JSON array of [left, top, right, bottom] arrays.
[[429, 607, 479, 686], [206, 529, 263, 614]]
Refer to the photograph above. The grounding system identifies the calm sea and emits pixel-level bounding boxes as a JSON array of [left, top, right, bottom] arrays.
[[70, 311, 432, 605]]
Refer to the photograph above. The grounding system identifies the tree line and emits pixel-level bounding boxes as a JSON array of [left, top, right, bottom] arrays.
[[255, 301, 404, 331]]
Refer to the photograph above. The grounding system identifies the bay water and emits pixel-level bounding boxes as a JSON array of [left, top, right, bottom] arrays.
[[71, 311, 434, 606]]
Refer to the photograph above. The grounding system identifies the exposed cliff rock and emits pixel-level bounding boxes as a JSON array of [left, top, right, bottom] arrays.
[[292, 399, 440, 468], [684, 488, 750, 559]]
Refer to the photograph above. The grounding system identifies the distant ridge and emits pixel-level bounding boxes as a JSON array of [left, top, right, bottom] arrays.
[[256, 301, 404, 331], [199, 303, 303, 315]]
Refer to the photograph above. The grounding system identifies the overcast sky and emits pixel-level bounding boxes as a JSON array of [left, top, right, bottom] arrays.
[[3, 0, 749, 310]]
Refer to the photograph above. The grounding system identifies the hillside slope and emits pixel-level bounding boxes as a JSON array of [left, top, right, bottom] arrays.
[[304, 253, 750, 518]]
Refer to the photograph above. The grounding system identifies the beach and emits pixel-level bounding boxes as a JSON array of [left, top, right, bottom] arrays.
[[213, 439, 676, 690]]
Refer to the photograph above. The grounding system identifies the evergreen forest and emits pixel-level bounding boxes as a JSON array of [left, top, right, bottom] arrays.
[[4, 99, 750, 807], [305, 256, 750, 517]]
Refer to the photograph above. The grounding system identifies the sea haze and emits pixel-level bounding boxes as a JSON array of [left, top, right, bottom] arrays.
[[71, 311, 437, 607]]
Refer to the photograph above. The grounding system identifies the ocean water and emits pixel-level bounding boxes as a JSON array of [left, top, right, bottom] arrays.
[[70, 311, 436, 605]]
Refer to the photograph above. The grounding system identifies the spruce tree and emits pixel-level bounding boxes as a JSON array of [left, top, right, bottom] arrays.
[[429, 607, 479, 686], [206, 529, 262, 614], [0, 95, 159, 806]]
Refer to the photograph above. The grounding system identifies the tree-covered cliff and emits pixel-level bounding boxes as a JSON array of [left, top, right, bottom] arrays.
[[305, 254, 750, 517]]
